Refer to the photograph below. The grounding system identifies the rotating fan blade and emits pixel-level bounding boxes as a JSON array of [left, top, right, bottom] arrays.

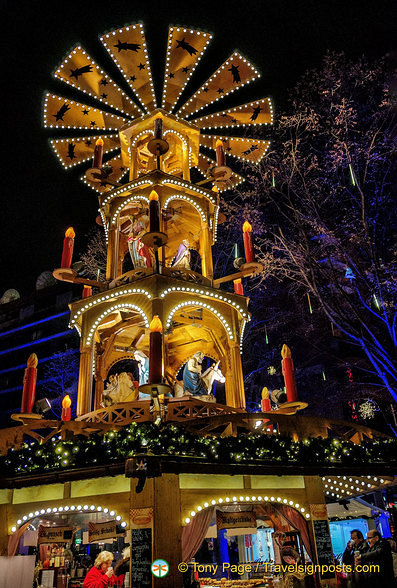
[[81, 154, 128, 193], [177, 52, 260, 118], [200, 135, 270, 164], [192, 98, 273, 128], [161, 26, 212, 112], [50, 135, 119, 169], [43, 94, 128, 130], [197, 153, 245, 192], [100, 24, 156, 113], [54, 46, 141, 118]]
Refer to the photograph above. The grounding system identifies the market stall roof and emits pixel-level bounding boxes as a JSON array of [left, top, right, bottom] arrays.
[[322, 474, 395, 501], [327, 498, 386, 520]]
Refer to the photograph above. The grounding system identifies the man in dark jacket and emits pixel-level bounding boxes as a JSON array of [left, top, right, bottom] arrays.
[[357, 530, 395, 587], [342, 529, 368, 587]]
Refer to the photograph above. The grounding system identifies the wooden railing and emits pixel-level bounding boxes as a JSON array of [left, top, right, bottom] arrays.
[[0, 398, 388, 453]]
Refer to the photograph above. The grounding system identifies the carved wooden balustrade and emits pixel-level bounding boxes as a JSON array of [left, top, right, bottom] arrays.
[[0, 398, 388, 455]]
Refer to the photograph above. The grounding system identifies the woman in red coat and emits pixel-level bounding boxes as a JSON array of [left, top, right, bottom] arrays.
[[84, 551, 114, 588]]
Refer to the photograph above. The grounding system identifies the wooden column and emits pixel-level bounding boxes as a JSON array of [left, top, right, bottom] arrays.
[[200, 222, 213, 280], [77, 346, 93, 416], [228, 341, 246, 409], [304, 476, 337, 587], [94, 376, 104, 411], [106, 225, 118, 280], [129, 145, 138, 181], [182, 140, 190, 181], [153, 474, 182, 588], [151, 298, 165, 381], [0, 504, 9, 556]]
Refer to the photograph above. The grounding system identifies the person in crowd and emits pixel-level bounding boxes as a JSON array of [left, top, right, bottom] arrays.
[[113, 546, 130, 584], [356, 529, 395, 587], [84, 551, 114, 588], [387, 538, 397, 581], [342, 529, 367, 587]]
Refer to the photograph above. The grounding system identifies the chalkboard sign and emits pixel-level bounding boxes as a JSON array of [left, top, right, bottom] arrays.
[[312, 519, 335, 579], [130, 528, 152, 587]]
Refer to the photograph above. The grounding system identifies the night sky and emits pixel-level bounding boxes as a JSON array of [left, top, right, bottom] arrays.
[[2, 0, 395, 296]]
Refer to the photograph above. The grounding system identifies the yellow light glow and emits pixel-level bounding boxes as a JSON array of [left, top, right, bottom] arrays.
[[281, 344, 291, 359], [150, 315, 162, 332], [27, 353, 38, 369], [62, 395, 72, 409], [65, 227, 75, 239], [95, 138, 104, 146], [216, 139, 223, 148], [242, 221, 252, 233], [149, 190, 159, 202], [261, 386, 269, 400]]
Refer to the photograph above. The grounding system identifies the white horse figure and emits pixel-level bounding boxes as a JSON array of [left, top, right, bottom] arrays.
[[174, 361, 225, 401]]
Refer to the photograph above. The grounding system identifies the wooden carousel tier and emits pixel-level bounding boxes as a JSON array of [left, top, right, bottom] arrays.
[[109, 265, 212, 289], [76, 397, 245, 425], [1, 398, 387, 455]]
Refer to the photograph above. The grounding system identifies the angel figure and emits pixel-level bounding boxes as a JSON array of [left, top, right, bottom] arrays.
[[171, 239, 191, 270], [127, 215, 152, 268]]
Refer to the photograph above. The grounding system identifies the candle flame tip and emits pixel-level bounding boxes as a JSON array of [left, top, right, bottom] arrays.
[[261, 387, 269, 399], [95, 138, 104, 146], [62, 394, 72, 409], [65, 227, 75, 238], [242, 221, 252, 233], [216, 139, 223, 148], [149, 190, 159, 201], [281, 344, 291, 359], [27, 353, 38, 368], [150, 315, 162, 332]]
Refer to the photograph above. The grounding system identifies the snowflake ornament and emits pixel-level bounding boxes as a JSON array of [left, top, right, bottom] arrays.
[[359, 399, 377, 420]]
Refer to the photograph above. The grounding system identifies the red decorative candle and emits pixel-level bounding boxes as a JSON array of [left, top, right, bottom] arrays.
[[154, 115, 163, 140], [82, 285, 92, 298], [234, 278, 244, 295], [93, 137, 104, 168], [149, 315, 163, 384], [261, 386, 273, 432], [149, 190, 160, 233], [242, 221, 255, 263], [216, 139, 226, 167], [21, 353, 38, 413], [261, 387, 271, 412], [61, 227, 75, 268], [61, 395, 72, 421], [281, 344, 298, 402]]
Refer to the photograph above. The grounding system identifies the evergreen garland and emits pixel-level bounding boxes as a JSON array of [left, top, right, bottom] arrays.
[[1, 423, 396, 477]]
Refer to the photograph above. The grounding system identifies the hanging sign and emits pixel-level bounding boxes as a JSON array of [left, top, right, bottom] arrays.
[[310, 504, 335, 580], [130, 507, 153, 529], [131, 528, 152, 588], [38, 525, 73, 544], [216, 511, 256, 531], [88, 520, 125, 543]]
